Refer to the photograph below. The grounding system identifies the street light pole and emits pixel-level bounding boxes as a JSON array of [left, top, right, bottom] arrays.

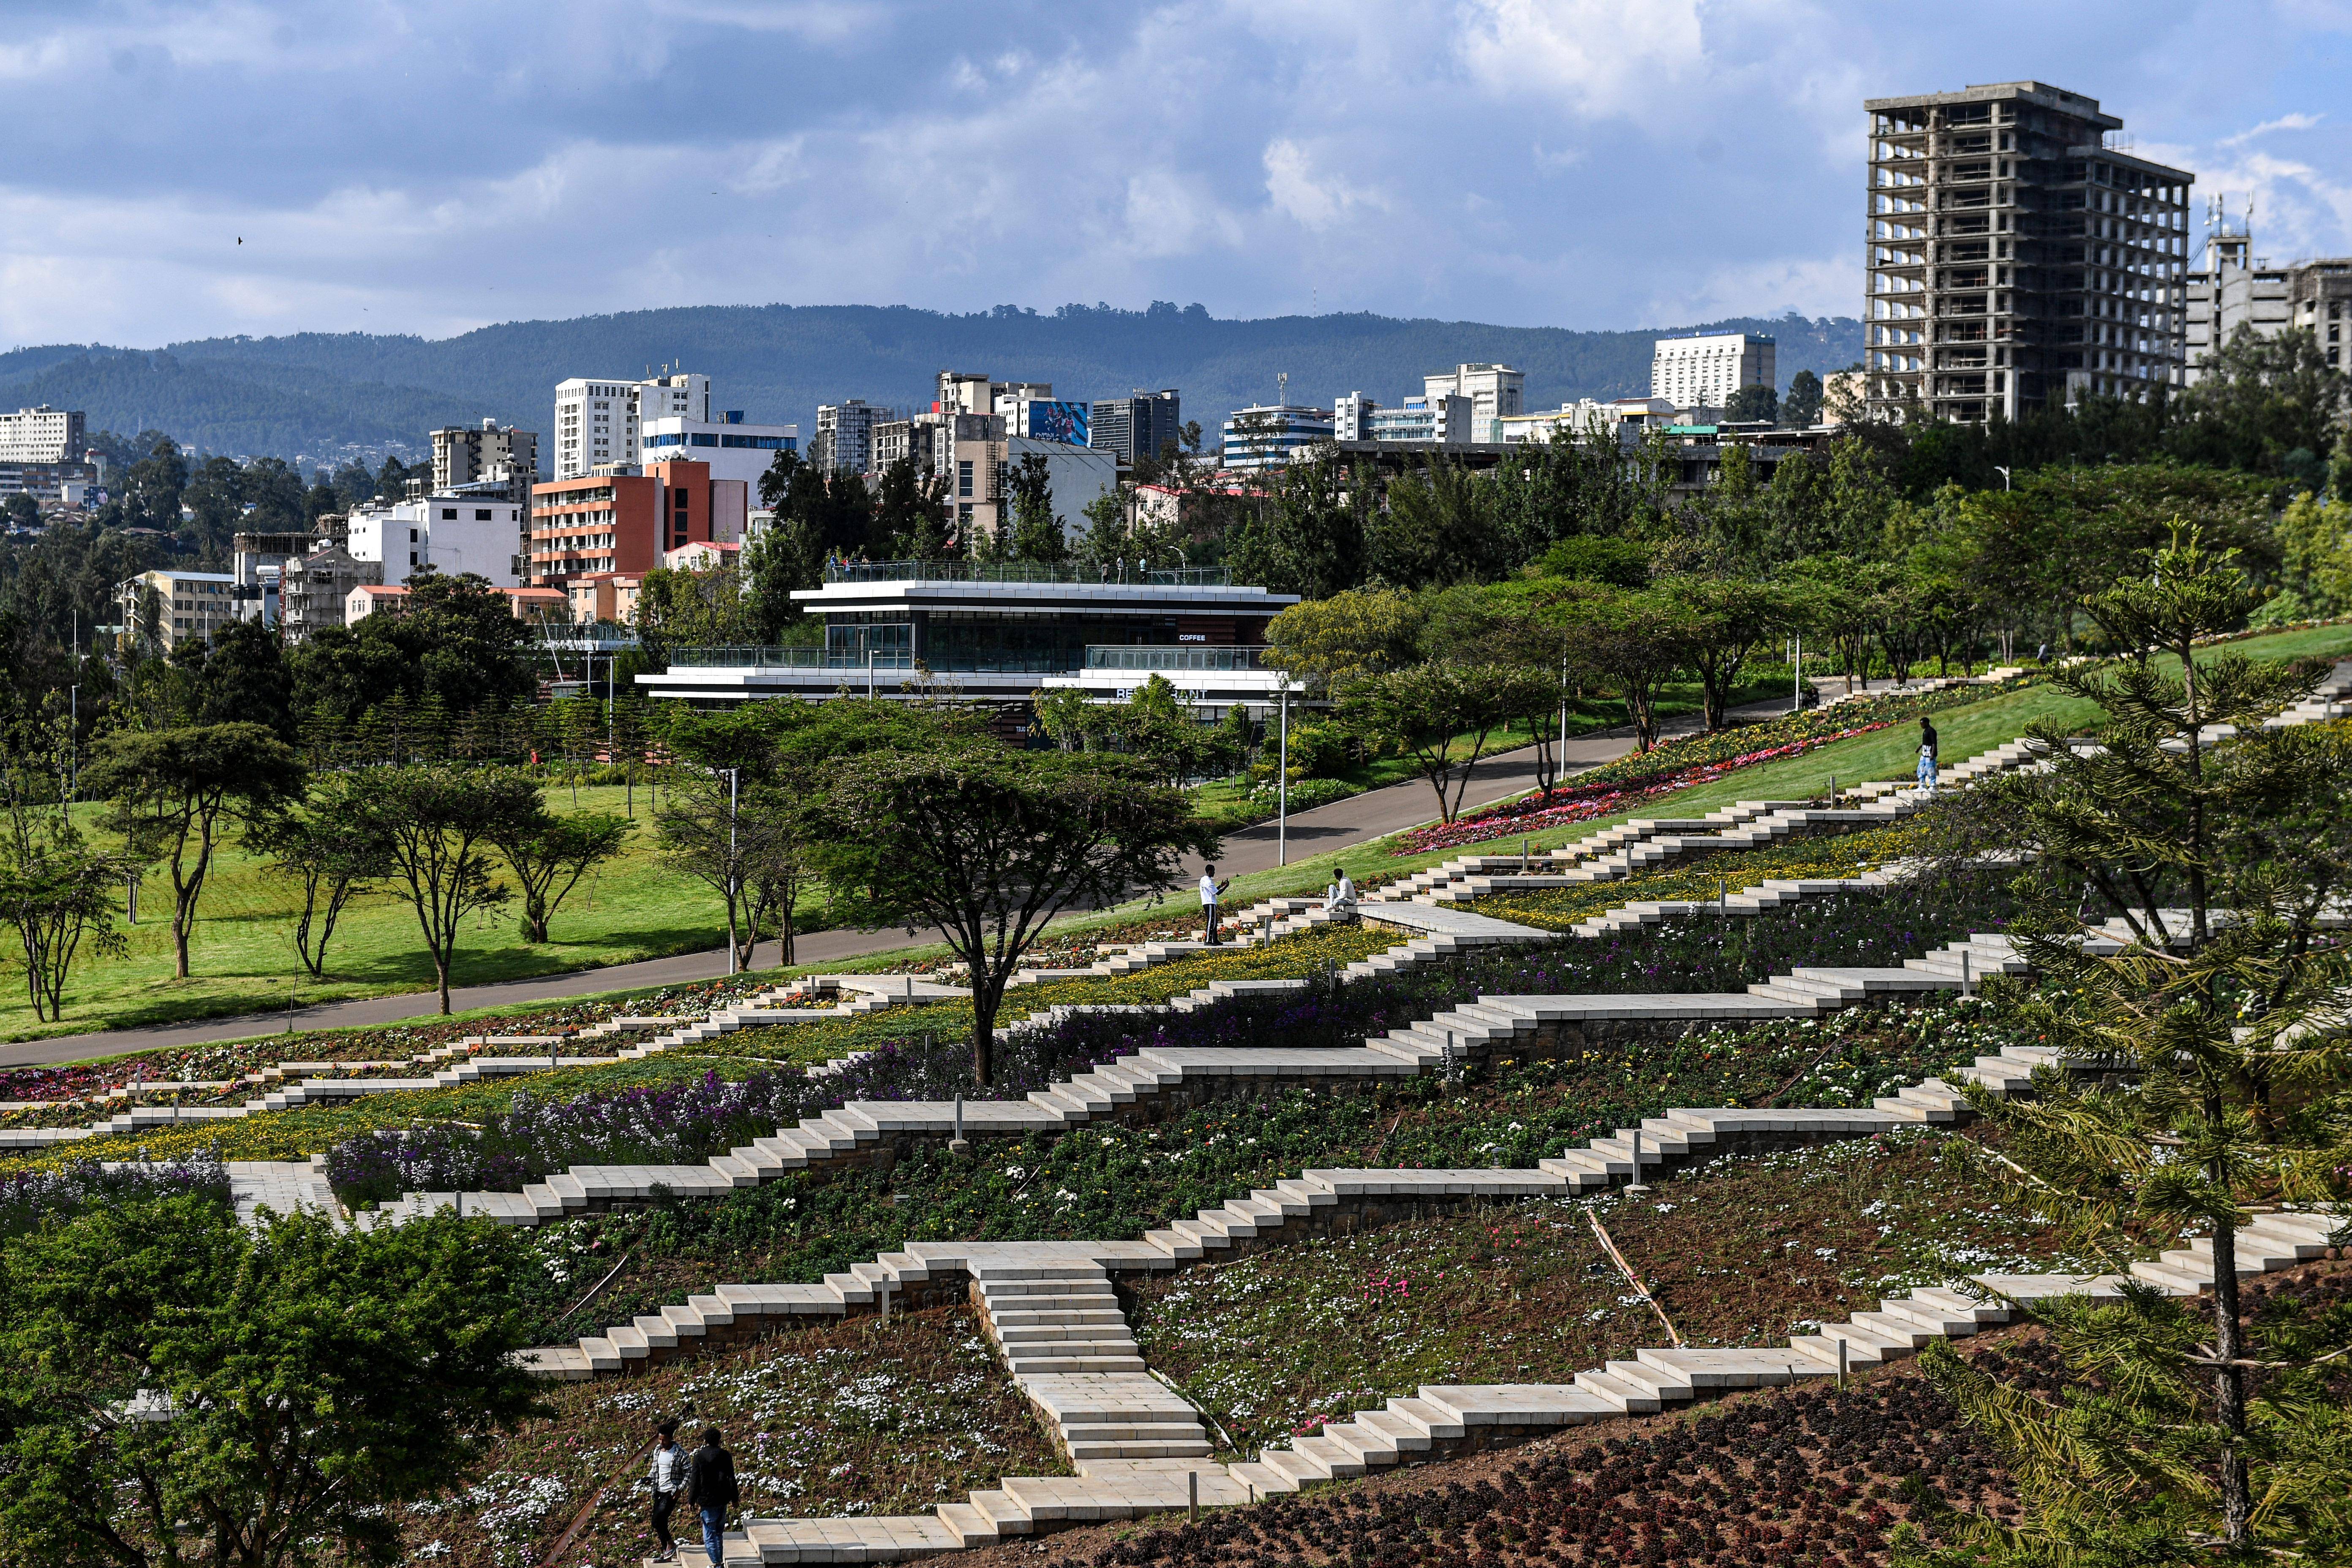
[[1276, 682, 1290, 867]]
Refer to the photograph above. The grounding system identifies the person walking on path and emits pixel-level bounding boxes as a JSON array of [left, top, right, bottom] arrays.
[[649, 1419, 689, 1561], [687, 1425, 739, 1565], [1916, 715, 1940, 794], [1199, 864, 1229, 945]]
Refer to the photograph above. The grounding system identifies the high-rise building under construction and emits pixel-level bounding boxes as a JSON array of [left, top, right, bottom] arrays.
[[1864, 81, 2193, 424]]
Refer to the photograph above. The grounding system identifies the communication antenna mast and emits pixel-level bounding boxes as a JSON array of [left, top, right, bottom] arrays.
[[1277, 371, 1288, 407]]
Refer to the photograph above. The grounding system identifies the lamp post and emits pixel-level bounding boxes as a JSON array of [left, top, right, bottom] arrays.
[[1994, 465, 2012, 492], [1275, 679, 1290, 868]]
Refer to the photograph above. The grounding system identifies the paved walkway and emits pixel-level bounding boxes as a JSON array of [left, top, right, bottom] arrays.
[[0, 700, 1800, 1071]]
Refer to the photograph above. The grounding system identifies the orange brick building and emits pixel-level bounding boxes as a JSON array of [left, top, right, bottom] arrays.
[[529, 460, 745, 588]]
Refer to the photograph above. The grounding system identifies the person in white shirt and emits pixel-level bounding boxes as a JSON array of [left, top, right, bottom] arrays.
[[649, 1418, 689, 1561], [1200, 865, 1228, 944], [1327, 870, 1358, 920]]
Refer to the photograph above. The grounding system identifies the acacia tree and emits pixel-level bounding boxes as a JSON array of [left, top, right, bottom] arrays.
[[1660, 575, 1796, 731], [487, 810, 632, 945], [348, 766, 541, 1013], [1911, 532, 2352, 1560], [1340, 662, 1551, 824], [246, 776, 392, 979], [85, 724, 305, 978], [0, 1196, 542, 1568], [817, 747, 1216, 1085], [1543, 584, 1699, 751], [0, 751, 132, 1021]]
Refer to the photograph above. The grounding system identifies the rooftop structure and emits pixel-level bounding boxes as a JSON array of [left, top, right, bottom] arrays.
[[638, 561, 1299, 713]]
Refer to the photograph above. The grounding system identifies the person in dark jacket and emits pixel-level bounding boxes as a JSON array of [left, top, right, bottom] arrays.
[[687, 1426, 739, 1564], [1916, 715, 1940, 794]]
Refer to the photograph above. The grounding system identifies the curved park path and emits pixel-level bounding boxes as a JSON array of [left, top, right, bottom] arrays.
[[3, 699, 1802, 1069]]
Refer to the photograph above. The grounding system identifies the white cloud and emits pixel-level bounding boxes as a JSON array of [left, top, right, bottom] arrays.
[[1654, 254, 1860, 329], [1262, 139, 1388, 232], [1456, 0, 1704, 116], [2223, 111, 2324, 146]]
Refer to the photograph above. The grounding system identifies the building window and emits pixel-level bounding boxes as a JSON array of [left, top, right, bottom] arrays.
[[476, 508, 493, 520], [441, 508, 457, 520], [958, 461, 975, 498]]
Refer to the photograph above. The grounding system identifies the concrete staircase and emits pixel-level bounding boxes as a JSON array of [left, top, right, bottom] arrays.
[[653, 1206, 2343, 1561], [585, 1147, 2346, 1562]]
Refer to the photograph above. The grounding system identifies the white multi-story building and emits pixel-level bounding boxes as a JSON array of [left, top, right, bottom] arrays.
[[1421, 364, 1523, 440], [0, 406, 84, 464], [1498, 397, 1678, 445], [345, 492, 526, 588], [640, 411, 798, 491], [1220, 405, 1336, 471], [552, 373, 712, 479], [1333, 392, 1378, 441], [1651, 334, 1776, 411], [1368, 393, 1474, 445]]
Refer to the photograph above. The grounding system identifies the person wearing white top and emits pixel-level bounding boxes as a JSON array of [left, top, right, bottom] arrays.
[[1327, 870, 1358, 920], [1199, 864, 1228, 944]]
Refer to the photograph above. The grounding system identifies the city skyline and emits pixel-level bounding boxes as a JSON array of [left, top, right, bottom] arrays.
[[1, 2, 2348, 350]]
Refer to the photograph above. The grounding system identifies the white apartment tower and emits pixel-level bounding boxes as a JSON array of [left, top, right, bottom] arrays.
[[1418, 364, 1523, 441], [1651, 334, 1776, 412], [552, 372, 713, 479], [0, 406, 85, 464]]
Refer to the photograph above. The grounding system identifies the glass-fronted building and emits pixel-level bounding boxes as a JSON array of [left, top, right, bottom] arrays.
[[637, 560, 1301, 715]]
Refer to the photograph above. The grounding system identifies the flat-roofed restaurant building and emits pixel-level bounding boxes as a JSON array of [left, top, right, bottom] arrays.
[[636, 560, 1301, 718]]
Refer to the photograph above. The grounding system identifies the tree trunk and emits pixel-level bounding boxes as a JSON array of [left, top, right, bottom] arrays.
[[972, 981, 999, 1087], [2209, 1206, 2251, 1542]]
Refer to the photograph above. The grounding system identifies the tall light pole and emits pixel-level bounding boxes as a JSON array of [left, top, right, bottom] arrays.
[[68, 684, 79, 802], [1994, 465, 2012, 491], [1275, 681, 1290, 868]]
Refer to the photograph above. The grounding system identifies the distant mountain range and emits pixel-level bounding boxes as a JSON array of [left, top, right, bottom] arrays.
[[0, 305, 1863, 469]]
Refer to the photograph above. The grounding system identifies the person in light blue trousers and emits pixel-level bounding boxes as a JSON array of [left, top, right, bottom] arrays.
[[1916, 715, 1939, 794]]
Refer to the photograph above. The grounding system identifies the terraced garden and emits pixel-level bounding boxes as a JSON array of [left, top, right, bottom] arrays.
[[1126, 1127, 2113, 1456], [397, 1303, 1067, 1568], [996, 1260, 2352, 1568]]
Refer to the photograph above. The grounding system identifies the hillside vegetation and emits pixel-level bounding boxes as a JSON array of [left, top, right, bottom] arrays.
[[0, 306, 1861, 460]]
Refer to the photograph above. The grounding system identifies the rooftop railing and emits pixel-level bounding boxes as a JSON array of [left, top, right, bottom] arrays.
[[666, 646, 917, 670], [823, 560, 1233, 588], [1083, 645, 1274, 672]]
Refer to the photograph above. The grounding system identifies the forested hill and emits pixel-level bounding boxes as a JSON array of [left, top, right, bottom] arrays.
[[0, 305, 1861, 465]]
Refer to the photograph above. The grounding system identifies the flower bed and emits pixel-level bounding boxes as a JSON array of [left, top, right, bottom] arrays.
[[0, 1153, 230, 1239], [399, 1303, 1064, 1568], [1128, 1127, 2108, 1455], [1392, 725, 1890, 857], [1474, 825, 1928, 934], [1391, 675, 2038, 858], [487, 994, 2029, 1345]]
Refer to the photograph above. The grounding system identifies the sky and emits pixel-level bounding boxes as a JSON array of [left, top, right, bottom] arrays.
[[3, 0, 2350, 348]]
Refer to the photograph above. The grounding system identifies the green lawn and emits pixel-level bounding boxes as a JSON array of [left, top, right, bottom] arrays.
[[24, 785, 743, 1043], [30, 626, 2346, 1048]]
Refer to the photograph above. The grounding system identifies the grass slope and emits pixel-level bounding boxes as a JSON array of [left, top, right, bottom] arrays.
[[20, 785, 737, 1043]]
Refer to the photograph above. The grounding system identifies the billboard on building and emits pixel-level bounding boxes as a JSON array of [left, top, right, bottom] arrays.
[[1021, 400, 1091, 445]]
